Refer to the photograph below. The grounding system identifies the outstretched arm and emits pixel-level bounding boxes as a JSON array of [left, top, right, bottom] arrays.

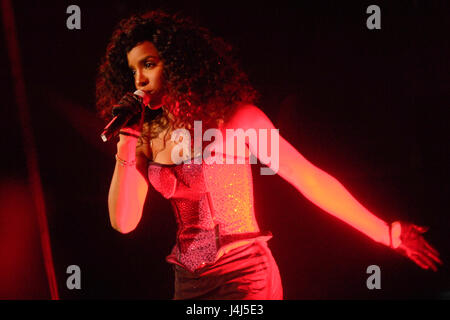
[[227, 103, 442, 270]]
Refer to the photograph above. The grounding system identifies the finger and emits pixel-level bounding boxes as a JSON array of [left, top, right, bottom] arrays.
[[410, 254, 429, 270], [416, 237, 442, 264], [112, 106, 133, 116], [120, 97, 139, 107], [114, 102, 141, 114], [417, 238, 443, 265], [129, 92, 144, 103], [422, 248, 443, 266], [410, 252, 434, 270], [424, 241, 440, 258], [422, 245, 442, 265], [414, 252, 438, 272], [120, 94, 141, 105]]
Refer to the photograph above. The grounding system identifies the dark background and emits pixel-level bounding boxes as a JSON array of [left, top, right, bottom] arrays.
[[1, 0, 449, 299]]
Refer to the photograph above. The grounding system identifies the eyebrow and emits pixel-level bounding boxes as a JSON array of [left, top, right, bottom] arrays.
[[128, 55, 158, 69]]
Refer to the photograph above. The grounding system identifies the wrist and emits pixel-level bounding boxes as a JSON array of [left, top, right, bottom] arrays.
[[118, 127, 139, 141], [120, 127, 141, 137], [118, 128, 141, 145], [117, 139, 137, 160], [115, 153, 136, 167], [390, 221, 402, 249], [118, 134, 138, 145]]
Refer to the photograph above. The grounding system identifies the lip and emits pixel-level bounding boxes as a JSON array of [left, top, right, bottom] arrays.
[[138, 91, 152, 106]]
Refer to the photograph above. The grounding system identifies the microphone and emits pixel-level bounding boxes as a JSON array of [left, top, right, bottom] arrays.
[[100, 90, 149, 142]]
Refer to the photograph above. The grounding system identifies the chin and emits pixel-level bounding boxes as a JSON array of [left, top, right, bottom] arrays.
[[150, 103, 163, 110], [148, 97, 163, 110]]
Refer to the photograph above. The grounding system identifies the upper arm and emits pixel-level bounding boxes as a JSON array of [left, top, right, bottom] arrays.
[[224, 103, 276, 161], [226, 103, 317, 185], [226, 103, 275, 132]]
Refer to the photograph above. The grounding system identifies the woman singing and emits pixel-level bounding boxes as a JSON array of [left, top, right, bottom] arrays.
[[96, 10, 442, 299]]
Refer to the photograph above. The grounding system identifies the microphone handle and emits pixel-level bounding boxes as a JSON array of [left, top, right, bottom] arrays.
[[100, 112, 134, 142]]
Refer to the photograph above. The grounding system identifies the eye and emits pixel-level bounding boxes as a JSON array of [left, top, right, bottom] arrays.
[[144, 61, 156, 68]]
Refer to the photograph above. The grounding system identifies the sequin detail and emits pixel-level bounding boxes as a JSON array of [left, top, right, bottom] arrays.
[[148, 155, 271, 273]]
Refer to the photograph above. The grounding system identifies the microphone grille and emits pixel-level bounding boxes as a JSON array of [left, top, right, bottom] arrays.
[[133, 90, 146, 98], [133, 90, 150, 106]]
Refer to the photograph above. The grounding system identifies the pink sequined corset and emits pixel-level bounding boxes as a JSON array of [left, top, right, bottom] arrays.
[[147, 156, 272, 272]]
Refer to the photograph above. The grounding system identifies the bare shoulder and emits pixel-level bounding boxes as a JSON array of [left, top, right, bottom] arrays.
[[224, 102, 275, 130]]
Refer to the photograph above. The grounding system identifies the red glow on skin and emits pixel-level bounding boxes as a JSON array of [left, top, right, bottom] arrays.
[[225, 104, 391, 246], [115, 103, 392, 245], [116, 40, 437, 268]]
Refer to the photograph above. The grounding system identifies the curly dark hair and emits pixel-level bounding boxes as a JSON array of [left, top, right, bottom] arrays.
[[96, 9, 260, 143]]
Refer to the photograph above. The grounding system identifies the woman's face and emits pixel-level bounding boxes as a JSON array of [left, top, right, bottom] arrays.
[[127, 41, 165, 108]]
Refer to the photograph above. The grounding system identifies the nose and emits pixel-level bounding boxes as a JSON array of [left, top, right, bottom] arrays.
[[135, 70, 149, 89]]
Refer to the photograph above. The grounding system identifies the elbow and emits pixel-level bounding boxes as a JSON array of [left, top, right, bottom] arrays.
[[108, 199, 141, 234], [114, 226, 135, 234], [108, 193, 144, 234], [111, 219, 137, 234], [109, 208, 140, 234]]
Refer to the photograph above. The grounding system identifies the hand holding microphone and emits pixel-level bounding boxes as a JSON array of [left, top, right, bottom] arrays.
[[100, 90, 151, 142], [112, 91, 147, 130]]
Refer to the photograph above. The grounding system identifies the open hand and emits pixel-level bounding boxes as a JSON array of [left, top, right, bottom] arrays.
[[392, 221, 443, 272]]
